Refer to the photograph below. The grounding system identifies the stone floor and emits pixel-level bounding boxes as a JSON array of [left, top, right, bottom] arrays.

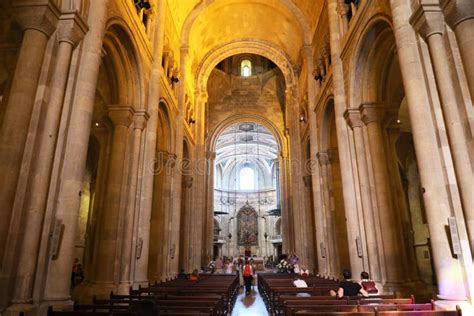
[[231, 287, 269, 316]]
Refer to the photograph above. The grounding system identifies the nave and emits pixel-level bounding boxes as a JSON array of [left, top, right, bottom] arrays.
[[0, 0, 473, 315], [47, 272, 467, 316]]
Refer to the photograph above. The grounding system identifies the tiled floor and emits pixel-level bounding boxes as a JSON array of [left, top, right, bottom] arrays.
[[231, 287, 269, 316]]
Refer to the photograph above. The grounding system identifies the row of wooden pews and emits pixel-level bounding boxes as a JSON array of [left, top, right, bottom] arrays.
[[47, 274, 239, 316], [257, 273, 462, 316]]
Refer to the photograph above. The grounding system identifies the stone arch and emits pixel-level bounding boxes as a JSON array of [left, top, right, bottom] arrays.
[[156, 99, 174, 153], [196, 39, 297, 93], [180, 0, 312, 47], [208, 113, 285, 156], [102, 18, 145, 109], [349, 15, 396, 107], [349, 15, 431, 286]]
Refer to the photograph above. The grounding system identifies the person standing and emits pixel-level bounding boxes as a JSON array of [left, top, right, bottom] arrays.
[[242, 260, 254, 295]]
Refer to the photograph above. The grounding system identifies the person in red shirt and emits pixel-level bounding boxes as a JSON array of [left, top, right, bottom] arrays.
[[242, 260, 253, 295]]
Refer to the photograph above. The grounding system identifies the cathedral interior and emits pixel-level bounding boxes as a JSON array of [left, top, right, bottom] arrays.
[[0, 0, 473, 314]]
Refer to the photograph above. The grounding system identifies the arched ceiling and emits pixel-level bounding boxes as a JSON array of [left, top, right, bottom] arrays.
[[168, 0, 325, 79]]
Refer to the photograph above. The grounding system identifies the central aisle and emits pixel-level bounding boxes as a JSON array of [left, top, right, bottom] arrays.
[[231, 287, 269, 316]]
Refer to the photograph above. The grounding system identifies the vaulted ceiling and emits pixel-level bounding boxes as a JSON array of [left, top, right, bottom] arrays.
[[167, 0, 325, 78]]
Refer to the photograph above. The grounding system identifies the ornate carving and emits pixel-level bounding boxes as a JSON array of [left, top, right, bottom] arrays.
[[237, 204, 258, 246]]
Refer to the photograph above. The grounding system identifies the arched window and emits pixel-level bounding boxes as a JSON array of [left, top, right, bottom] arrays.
[[239, 166, 255, 190], [241, 59, 252, 77]]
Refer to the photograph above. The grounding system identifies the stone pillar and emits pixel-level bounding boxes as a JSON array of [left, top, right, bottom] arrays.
[[134, 0, 166, 286], [326, 0, 366, 278], [440, 0, 474, 103], [40, 0, 109, 305], [278, 152, 292, 254], [166, 46, 189, 277], [204, 151, 216, 263], [360, 104, 405, 287], [344, 109, 383, 282], [118, 111, 148, 294], [285, 88, 309, 266], [192, 91, 207, 270], [302, 46, 327, 274], [390, 0, 471, 301], [317, 152, 340, 277], [337, 0, 350, 35], [8, 11, 86, 307], [0, 0, 59, 266], [94, 106, 133, 285], [411, 3, 474, 254]]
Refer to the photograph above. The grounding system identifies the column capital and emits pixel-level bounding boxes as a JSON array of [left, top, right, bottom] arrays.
[[108, 106, 135, 127], [337, 2, 350, 16], [343, 108, 363, 129], [57, 11, 88, 47], [133, 110, 150, 130], [316, 151, 331, 166], [410, 1, 445, 39], [359, 103, 386, 125], [13, 0, 60, 37], [440, 0, 474, 28]]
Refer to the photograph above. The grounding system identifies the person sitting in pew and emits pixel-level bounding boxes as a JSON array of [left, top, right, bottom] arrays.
[[330, 269, 369, 298], [293, 277, 311, 297], [360, 271, 379, 295], [177, 268, 188, 280], [190, 269, 200, 281]]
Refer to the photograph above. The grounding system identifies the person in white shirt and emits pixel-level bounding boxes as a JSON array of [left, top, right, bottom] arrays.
[[293, 278, 308, 288], [293, 277, 310, 297]]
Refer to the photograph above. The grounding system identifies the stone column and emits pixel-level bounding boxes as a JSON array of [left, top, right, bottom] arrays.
[[192, 91, 207, 270], [344, 109, 383, 282], [204, 151, 216, 263], [167, 46, 189, 277], [94, 106, 133, 285], [440, 0, 474, 103], [411, 3, 474, 253], [8, 11, 86, 307], [390, 0, 471, 300], [134, 0, 166, 286], [337, 0, 350, 35], [0, 0, 59, 265], [317, 152, 339, 277], [40, 0, 109, 304], [327, 0, 365, 277], [279, 148, 294, 254], [303, 45, 325, 274], [285, 88, 309, 266], [360, 104, 405, 287], [118, 111, 148, 294]]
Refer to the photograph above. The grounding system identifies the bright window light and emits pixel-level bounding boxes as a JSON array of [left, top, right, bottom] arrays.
[[241, 60, 252, 77], [240, 167, 255, 190]]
